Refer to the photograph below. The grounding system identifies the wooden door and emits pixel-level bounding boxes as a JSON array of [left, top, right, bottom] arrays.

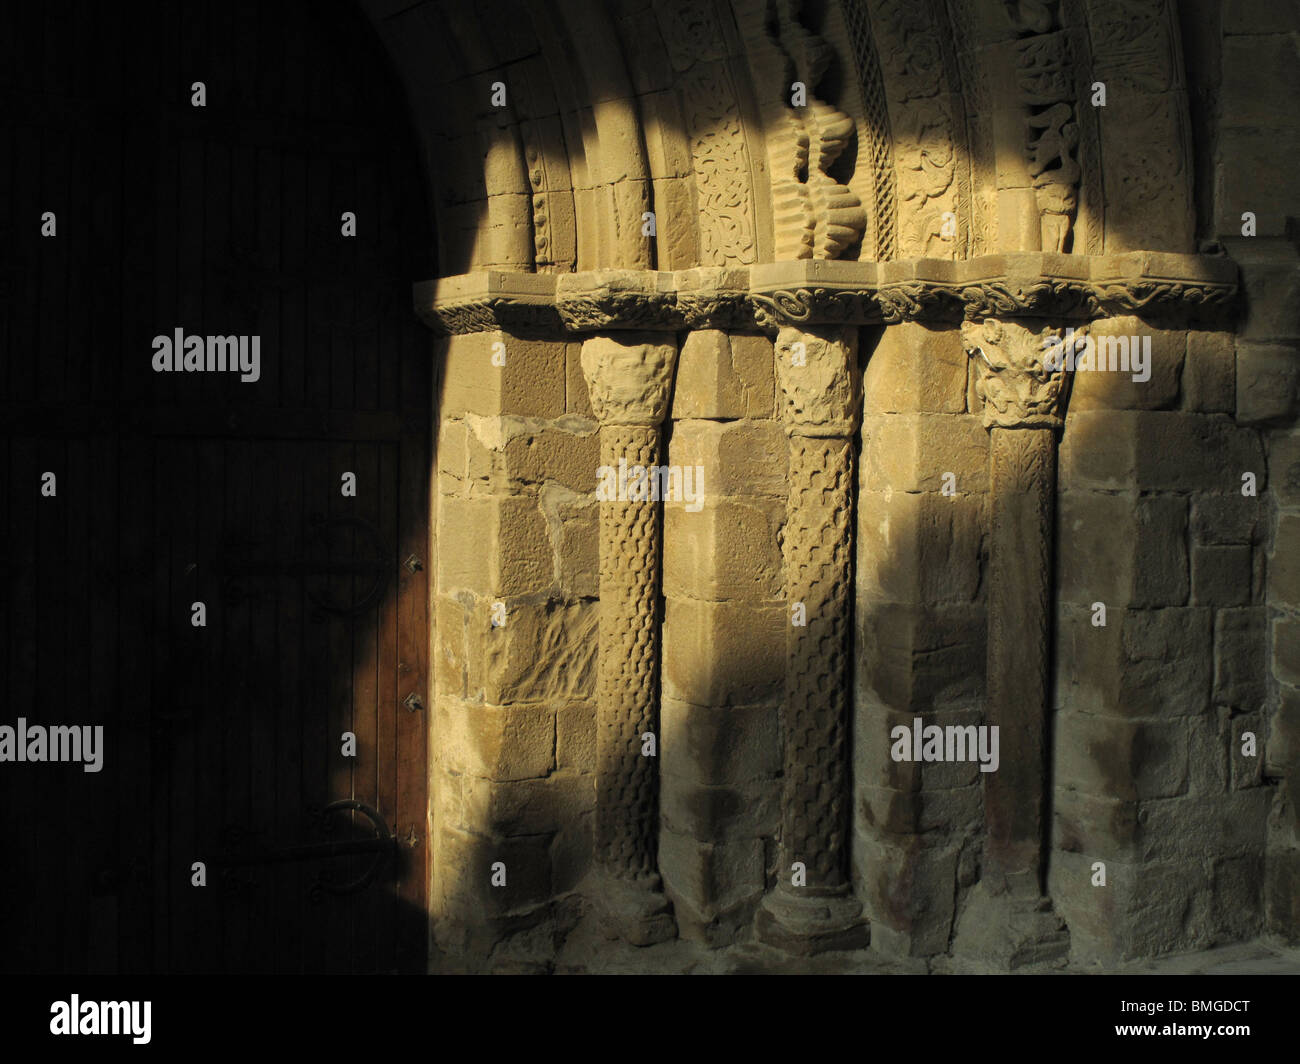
[[0, 0, 433, 973]]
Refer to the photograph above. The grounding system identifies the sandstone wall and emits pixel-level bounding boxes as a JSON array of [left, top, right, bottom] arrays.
[[386, 0, 1300, 970]]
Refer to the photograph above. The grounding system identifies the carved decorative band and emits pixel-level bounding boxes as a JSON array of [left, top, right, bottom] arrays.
[[415, 254, 1239, 335]]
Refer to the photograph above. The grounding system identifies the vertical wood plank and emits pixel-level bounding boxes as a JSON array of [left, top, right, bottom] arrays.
[[117, 437, 155, 972]]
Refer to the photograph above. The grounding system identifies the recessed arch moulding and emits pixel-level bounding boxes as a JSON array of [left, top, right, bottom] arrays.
[[359, 0, 1299, 970]]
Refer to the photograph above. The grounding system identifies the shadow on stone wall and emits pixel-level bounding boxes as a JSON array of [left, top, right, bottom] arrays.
[[408, 0, 1296, 971]]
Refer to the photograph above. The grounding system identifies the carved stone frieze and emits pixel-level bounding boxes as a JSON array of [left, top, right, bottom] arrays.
[[652, 0, 758, 266], [1013, 26, 1081, 254], [867, 0, 962, 259], [415, 254, 1238, 335]]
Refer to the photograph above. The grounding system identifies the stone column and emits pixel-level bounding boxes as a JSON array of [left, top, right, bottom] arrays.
[[757, 324, 868, 953], [955, 316, 1081, 965], [580, 332, 679, 945]]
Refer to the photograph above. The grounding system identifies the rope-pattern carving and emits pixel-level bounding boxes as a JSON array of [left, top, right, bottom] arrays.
[[595, 425, 662, 882], [780, 435, 855, 890]]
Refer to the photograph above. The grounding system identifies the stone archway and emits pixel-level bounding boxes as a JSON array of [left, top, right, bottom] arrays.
[[359, 0, 1298, 971]]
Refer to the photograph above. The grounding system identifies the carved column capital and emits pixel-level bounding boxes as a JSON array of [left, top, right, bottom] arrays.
[[580, 332, 678, 427], [960, 317, 1086, 430], [774, 325, 861, 438]]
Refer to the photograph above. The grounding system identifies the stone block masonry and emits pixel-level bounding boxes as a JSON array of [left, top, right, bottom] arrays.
[[401, 0, 1298, 975]]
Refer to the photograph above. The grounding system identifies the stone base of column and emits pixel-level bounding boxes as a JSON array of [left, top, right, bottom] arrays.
[[952, 879, 1069, 970], [596, 871, 678, 947], [755, 887, 870, 955]]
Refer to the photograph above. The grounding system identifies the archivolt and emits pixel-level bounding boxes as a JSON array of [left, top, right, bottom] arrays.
[[360, 0, 1195, 274]]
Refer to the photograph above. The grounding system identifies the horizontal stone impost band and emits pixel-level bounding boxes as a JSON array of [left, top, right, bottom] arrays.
[[415, 252, 1238, 335]]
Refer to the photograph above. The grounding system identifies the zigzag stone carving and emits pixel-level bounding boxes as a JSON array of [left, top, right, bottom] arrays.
[[580, 332, 679, 946], [757, 324, 868, 954]]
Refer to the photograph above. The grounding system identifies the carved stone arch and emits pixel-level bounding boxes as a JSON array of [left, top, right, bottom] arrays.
[[359, 0, 776, 275], [362, 0, 1287, 973]]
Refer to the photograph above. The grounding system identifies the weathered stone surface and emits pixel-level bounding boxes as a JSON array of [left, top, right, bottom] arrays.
[[438, 495, 554, 596], [1231, 714, 1264, 790], [853, 834, 959, 959], [858, 783, 982, 838], [434, 698, 556, 782], [551, 813, 594, 895], [1213, 607, 1268, 710], [1054, 787, 1270, 865], [861, 322, 969, 414], [857, 491, 985, 604], [1268, 684, 1300, 778], [1068, 317, 1184, 411], [660, 775, 780, 842], [495, 425, 600, 492], [555, 700, 596, 772], [669, 419, 788, 497], [441, 332, 567, 417], [1182, 331, 1235, 414], [437, 497, 494, 591], [853, 700, 923, 794], [659, 830, 765, 915], [1222, 34, 1300, 129], [1054, 712, 1188, 801], [1186, 706, 1231, 796], [1060, 412, 1266, 493], [1270, 515, 1300, 607], [1274, 617, 1300, 688], [476, 599, 600, 704], [1050, 851, 1211, 964], [457, 773, 594, 838], [857, 604, 986, 712], [663, 498, 783, 601], [1057, 492, 1189, 608], [1236, 341, 1300, 424], [672, 329, 775, 419], [1056, 606, 1213, 716], [1233, 245, 1300, 340], [1266, 850, 1300, 943], [566, 341, 594, 416], [435, 593, 471, 699], [860, 414, 989, 493], [1222, 0, 1300, 32], [545, 489, 599, 598], [660, 697, 780, 786], [1271, 430, 1300, 510], [444, 416, 601, 498], [436, 825, 554, 920], [1190, 544, 1252, 607], [663, 598, 785, 707], [1190, 494, 1266, 546]]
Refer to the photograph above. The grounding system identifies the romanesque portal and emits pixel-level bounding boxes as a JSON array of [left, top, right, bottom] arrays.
[[4, 0, 1298, 978], [407, 0, 1300, 971]]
